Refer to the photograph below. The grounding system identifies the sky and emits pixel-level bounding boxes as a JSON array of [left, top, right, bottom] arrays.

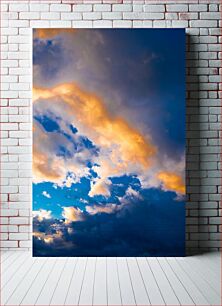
[[33, 29, 185, 256]]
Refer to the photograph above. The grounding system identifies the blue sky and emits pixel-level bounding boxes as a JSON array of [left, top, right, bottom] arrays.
[[33, 29, 185, 256]]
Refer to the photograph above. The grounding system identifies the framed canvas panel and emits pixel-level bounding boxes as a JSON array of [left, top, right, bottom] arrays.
[[33, 29, 185, 257]]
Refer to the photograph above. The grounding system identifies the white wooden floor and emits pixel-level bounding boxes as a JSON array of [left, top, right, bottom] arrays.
[[1, 251, 221, 306]]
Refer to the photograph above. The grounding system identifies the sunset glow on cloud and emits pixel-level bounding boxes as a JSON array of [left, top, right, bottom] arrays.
[[33, 82, 184, 195], [33, 29, 185, 256]]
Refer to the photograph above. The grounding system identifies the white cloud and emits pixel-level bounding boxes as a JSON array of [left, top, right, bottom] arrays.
[[33, 209, 52, 221], [42, 191, 51, 198], [62, 206, 84, 223]]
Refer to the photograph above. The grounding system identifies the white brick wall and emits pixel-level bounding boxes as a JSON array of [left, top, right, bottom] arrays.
[[0, 0, 221, 254]]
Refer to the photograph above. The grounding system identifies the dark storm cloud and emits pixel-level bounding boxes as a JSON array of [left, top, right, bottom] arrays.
[[33, 188, 185, 257]]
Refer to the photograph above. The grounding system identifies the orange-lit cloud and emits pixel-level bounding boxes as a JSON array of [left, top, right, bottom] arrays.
[[62, 206, 84, 223], [33, 231, 63, 244], [33, 209, 52, 221], [34, 29, 75, 39], [157, 171, 185, 195], [33, 83, 156, 171], [33, 82, 185, 196]]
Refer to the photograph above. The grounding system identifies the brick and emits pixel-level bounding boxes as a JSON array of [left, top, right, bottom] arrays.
[[1, 4, 8, 12], [2, 123, 18, 131], [9, 217, 29, 225], [189, 4, 207, 12], [165, 13, 178, 20], [72, 20, 93, 28], [83, 12, 102, 20], [9, 4, 28, 12], [2, 60, 18, 68], [29, 4, 49, 12], [50, 4, 71, 12], [9, 233, 29, 240], [190, 20, 217, 28], [210, 233, 221, 240], [113, 20, 132, 28], [153, 20, 172, 28], [166, 5, 188, 12], [2, 28, 18, 36], [123, 12, 164, 20], [19, 226, 30, 233], [209, 4, 219, 12], [199, 209, 218, 217], [19, 12, 40, 20], [112, 4, 132, 11], [61, 12, 82, 20], [200, 202, 218, 209], [9, 115, 29, 123], [9, 225, 19, 232], [40, 12, 60, 20], [1, 160, 18, 168], [200, 12, 221, 20], [50, 20, 71, 28], [94, 4, 111, 12], [30, 20, 50, 28], [8, 146, 31, 154], [9, 68, 31, 75], [19, 241, 31, 248], [102, 12, 122, 20], [73, 4, 92, 12], [191, 233, 209, 241], [1, 169, 19, 178], [9, 20, 29, 28], [93, 20, 112, 28], [142, 21, 153, 28], [0, 218, 8, 225], [1, 209, 18, 217], [144, 5, 165, 12], [179, 13, 198, 20], [172, 20, 188, 28], [1, 241, 18, 248]]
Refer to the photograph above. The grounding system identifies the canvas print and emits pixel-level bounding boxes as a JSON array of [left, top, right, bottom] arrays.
[[33, 29, 185, 256]]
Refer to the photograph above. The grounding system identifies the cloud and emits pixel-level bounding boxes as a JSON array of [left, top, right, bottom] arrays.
[[86, 203, 118, 215], [42, 191, 51, 198], [33, 30, 185, 197], [157, 171, 185, 194], [125, 186, 142, 199], [33, 82, 157, 195], [33, 187, 185, 257], [88, 178, 111, 198], [62, 206, 84, 223], [33, 117, 94, 186], [33, 84, 185, 196], [34, 29, 76, 40], [33, 83, 157, 169], [33, 209, 52, 221]]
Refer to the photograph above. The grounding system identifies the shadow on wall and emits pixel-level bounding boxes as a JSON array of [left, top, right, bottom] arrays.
[[186, 34, 204, 256]]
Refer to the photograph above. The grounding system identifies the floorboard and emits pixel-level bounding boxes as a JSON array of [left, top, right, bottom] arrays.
[[176, 257, 221, 305], [51, 257, 78, 305], [1, 252, 220, 306], [167, 257, 210, 305], [107, 258, 122, 306], [93, 257, 107, 306], [147, 258, 180, 305], [78, 257, 96, 305], [35, 258, 67, 305], [117, 257, 136, 305], [137, 257, 165, 305]]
